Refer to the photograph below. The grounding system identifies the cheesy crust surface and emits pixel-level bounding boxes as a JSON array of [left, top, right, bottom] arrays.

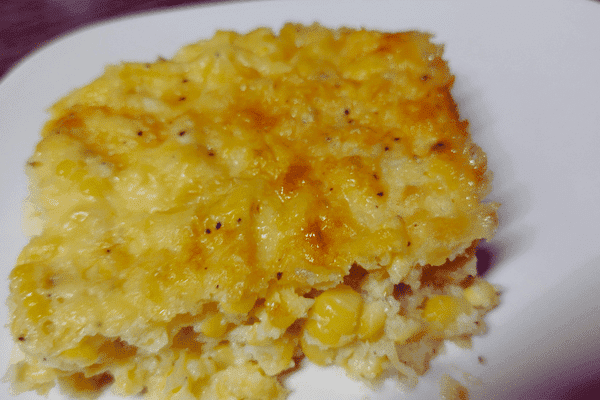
[[7, 23, 499, 399]]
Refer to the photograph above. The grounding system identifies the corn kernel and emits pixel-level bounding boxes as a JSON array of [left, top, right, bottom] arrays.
[[186, 356, 217, 381], [69, 168, 87, 183], [55, 159, 77, 177], [200, 313, 228, 338], [11, 263, 52, 324], [211, 344, 234, 369], [422, 295, 468, 328], [60, 337, 100, 363], [300, 335, 336, 366], [304, 285, 362, 347], [464, 280, 497, 308], [221, 293, 257, 314], [358, 301, 387, 340], [79, 178, 108, 197], [265, 286, 313, 330], [24, 292, 51, 324], [266, 300, 297, 330]]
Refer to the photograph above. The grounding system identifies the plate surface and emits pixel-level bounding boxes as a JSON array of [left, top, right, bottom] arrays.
[[2, 1, 600, 399]]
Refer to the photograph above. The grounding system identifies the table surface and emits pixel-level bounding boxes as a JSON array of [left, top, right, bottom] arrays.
[[0, 0, 222, 80]]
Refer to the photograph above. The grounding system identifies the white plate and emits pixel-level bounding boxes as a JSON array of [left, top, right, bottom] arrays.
[[2, 0, 600, 399]]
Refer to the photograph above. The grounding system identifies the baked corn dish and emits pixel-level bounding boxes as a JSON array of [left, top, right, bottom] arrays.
[[6, 23, 499, 399]]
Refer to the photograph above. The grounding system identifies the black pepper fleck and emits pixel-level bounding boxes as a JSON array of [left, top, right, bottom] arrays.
[[205, 229, 211, 234], [344, 109, 350, 115], [237, 218, 242, 223], [394, 137, 400, 141], [216, 222, 222, 230], [431, 141, 447, 152], [208, 150, 215, 156], [179, 131, 186, 136], [377, 192, 384, 197], [18, 336, 25, 341], [179, 97, 186, 101], [137, 131, 143, 136], [276, 272, 283, 280], [384, 146, 389, 151]]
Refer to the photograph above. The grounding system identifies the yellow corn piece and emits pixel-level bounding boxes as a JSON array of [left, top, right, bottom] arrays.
[[422, 295, 468, 328], [265, 286, 314, 330], [358, 301, 387, 341], [267, 302, 297, 330], [55, 159, 77, 177], [199, 312, 228, 338], [10, 263, 52, 324], [69, 168, 87, 183], [79, 177, 109, 197], [211, 343, 235, 369], [60, 336, 101, 363], [23, 292, 51, 324], [304, 284, 362, 347], [265, 289, 296, 330], [221, 293, 257, 314], [463, 280, 498, 308], [300, 335, 336, 366]]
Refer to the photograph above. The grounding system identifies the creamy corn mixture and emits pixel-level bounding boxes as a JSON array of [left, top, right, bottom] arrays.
[[6, 23, 499, 399]]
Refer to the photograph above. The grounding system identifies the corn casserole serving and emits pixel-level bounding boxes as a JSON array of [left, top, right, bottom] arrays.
[[6, 23, 500, 399]]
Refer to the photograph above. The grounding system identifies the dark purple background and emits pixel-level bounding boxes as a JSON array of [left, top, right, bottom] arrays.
[[0, 0, 224, 80]]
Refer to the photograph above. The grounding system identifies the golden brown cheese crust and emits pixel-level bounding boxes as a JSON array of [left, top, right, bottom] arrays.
[[7, 23, 498, 399]]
